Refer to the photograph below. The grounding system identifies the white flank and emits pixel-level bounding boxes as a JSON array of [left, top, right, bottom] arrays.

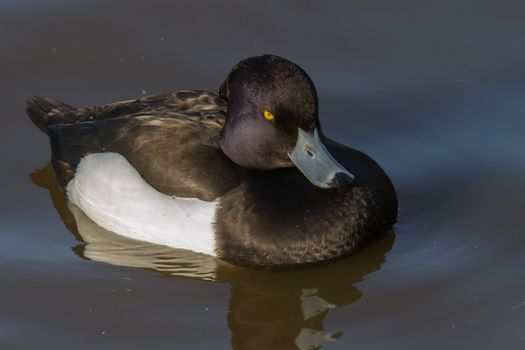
[[66, 152, 217, 256]]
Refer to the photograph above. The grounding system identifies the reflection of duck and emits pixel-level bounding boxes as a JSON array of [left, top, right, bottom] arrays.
[[27, 55, 397, 267], [31, 164, 395, 349], [223, 235, 394, 350]]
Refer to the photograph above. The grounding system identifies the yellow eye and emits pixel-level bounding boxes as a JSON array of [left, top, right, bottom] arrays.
[[263, 110, 275, 121]]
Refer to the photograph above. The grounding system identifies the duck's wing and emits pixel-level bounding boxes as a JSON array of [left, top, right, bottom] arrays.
[[29, 91, 238, 201], [44, 90, 226, 125]]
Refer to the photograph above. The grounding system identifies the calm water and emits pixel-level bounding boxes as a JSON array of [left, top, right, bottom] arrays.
[[2, 1, 525, 349]]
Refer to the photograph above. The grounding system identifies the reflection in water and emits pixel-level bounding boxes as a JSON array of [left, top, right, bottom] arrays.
[[31, 164, 394, 349]]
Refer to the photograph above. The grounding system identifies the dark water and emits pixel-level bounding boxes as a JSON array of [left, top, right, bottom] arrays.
[[2, 1, 525, 349]]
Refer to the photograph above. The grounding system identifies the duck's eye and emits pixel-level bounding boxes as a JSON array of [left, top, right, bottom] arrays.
[[263, 110, 275, 121]]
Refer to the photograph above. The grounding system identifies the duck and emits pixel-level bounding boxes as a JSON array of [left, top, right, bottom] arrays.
[[27, 54, 397, 267]]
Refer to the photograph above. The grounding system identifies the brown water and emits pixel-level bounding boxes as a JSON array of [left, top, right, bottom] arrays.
[[1, 1, 525, 349]]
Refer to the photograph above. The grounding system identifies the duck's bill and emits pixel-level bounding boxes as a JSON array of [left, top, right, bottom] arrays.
[[288, 128, 355, 189]]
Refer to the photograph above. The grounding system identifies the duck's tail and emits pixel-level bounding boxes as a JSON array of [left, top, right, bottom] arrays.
[[26, 97, 75, 134]]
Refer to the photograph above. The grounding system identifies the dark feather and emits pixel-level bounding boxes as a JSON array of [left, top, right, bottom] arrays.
[[26, 96, 74, 134], [29, 91, 237, 200]]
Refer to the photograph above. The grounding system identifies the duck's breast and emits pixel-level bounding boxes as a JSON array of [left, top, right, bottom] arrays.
[[66, 152, 217, 256]]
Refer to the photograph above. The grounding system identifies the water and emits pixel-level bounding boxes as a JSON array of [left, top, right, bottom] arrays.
[[1, 1, 525, 349]]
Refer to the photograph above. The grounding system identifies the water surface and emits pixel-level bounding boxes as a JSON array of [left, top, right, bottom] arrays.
[[1, 1, 525, 349]]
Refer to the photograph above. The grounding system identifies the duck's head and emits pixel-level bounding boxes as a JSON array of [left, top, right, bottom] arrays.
[[219, 55, 354, 189]]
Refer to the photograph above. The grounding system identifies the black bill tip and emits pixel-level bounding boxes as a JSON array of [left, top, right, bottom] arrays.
[[330, 172, 355, 188]]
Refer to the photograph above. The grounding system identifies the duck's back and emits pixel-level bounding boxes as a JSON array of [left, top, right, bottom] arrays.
[[27, 91, 239, 201]]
